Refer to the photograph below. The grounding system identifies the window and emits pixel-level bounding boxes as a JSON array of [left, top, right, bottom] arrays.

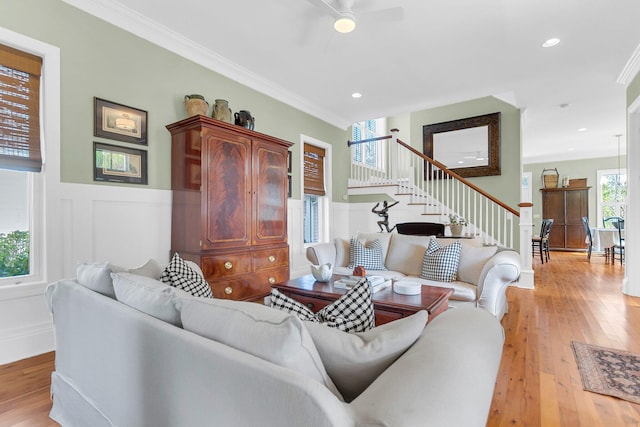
[[303, 141, 329, 244], [351, 118, 386, 169], [596, 168, 627, 227], [0, 41, 44, 285]]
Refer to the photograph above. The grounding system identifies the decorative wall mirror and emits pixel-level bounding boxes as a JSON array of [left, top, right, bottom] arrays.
[[423, 112, 501, 178]]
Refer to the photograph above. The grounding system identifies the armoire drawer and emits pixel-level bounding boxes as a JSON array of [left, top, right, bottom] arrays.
[[201, 254, 252, 278], [253, 247, 289, 270]]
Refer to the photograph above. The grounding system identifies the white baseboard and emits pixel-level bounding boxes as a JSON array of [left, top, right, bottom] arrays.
[[512, 270, 534, 289], [0, 321, 54, 365]]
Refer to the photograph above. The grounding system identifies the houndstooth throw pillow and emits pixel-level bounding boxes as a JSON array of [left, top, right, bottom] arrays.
[[270, 278, 375, 333], [160, 253, 213, 298], [420, 239, 462, 282], [347, 237, 388, 271]]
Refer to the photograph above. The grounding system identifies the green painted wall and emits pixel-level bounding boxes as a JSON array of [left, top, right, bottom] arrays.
[[408, 96, 522, 211], [523, 156, 626, 230], [0, 0, 349, 199]]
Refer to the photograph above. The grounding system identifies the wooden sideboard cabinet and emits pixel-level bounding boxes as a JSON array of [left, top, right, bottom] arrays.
[[166, 116, 293, 300], [541, 187, 590, 250]]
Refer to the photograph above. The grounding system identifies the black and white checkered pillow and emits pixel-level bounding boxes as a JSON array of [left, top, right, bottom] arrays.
[[420, 239, 462, 282], [270, 278, 375, 333], [316, 278, 375, 332], [347, 237, 387, 271], [269, 288, 317, 321], [160, 253, 213, 298]]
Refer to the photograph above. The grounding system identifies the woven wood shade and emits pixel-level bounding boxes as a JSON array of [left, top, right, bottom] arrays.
[[0, 43, 43, 172], [304, 143, 325, 196]]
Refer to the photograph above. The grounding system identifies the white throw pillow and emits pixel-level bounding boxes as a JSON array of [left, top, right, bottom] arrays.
[[304, 310, 428, 402], [385, 234, 432, 276], [457, 245, 498, 284], [420, 239, 462, 282], [179, 297, 343, 400], [76, 262, 116, 298], [112, 272, 191, 326], [128, 259, 164, 279]]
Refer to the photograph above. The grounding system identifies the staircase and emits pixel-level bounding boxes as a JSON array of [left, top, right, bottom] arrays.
[[347, 129, 520, 249]]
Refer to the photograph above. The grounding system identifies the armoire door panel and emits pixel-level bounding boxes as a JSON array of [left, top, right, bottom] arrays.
[[253, 141, 288, 245], [203, 134, 252, 249]]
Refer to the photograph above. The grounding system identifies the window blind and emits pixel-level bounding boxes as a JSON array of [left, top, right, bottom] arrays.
[[0, 43, 43, 172], [303, 143, 325, 196]]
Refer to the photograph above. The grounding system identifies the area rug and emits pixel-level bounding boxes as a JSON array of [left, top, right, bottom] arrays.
[[571, 341, 640, 404]]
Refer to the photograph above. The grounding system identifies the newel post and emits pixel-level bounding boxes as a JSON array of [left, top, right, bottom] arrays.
[[390, 128, 399, 183], [517, 202, 534, 289]]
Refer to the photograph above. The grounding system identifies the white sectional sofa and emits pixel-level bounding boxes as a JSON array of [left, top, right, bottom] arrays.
[[306, 232, 521, 320], [46, 268, 505, 427]]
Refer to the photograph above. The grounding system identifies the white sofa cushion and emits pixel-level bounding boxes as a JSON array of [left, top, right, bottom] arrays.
[[334, 238, 350, 267], [160, 252, 213, 298], [76, 262, 116, 298], [401, 277, 477, 302], [420, 240, 462, 282], [179, 297, 343, 400], [112, 272, 191, 326], [347, 237, 387, 271], [270, 278, 376, 333], [304, 310, 428, 402], [385, 234, 432, 276], [111, 259, 164, 280], [457, 245, 498, 285]]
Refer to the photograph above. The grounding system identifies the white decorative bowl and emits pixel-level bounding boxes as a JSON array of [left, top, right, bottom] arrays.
[[393, 281, 422, 295], [310, 263, 333, 282]]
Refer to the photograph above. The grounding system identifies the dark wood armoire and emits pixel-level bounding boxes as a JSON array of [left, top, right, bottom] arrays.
[[166, 116, 292, 300], [540, 187, 590, 250]]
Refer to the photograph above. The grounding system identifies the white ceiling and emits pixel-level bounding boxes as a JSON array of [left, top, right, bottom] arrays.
[[63, 0, 640, 163]]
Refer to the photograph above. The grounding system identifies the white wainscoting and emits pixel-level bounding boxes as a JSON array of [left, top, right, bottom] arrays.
[[0, 182, 172, 364], [1, 189, 352, 364]]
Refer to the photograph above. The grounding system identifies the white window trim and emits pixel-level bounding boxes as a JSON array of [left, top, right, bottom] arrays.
[[596, 168, 627, 228], [351, 118, 387, 171], [300, 135, 331, 247], [0, 27, 61, 296]]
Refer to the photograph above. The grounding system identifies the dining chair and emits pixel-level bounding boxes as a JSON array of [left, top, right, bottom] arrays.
[[612, 218, 625, 264], [582, 217, 593, 260], [532, 219, 554, 264]]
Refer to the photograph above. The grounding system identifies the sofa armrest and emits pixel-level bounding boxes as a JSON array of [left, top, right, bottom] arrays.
[[351, 307, 504, 427], [476, 250, 521, 318], [306, 243, 338, 266]]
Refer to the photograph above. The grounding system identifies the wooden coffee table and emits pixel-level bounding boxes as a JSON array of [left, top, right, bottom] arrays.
[[273, 275, 454, 325]]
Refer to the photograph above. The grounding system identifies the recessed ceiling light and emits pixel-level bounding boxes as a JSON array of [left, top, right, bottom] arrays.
[[578, 128, 587, 132], [568, 147, 575, 151], [543, 38, 560, 48], [351, 92, 362, 98]]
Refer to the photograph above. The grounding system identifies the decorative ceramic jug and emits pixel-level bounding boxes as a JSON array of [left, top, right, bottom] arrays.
[[184, 94, 209, 117], [310, 263, 333, 282], [234, 110, 255, 130], [212, 99, 232, 123]]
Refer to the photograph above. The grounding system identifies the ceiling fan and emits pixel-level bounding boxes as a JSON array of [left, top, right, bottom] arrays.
[[306, 0, 403, 33]]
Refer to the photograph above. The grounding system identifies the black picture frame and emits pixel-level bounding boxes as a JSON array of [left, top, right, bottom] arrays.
[[94, 97, 148, 145], [288, 150, 292, 173], [288, 175, 292, 198], [94, 142, 148, 185]]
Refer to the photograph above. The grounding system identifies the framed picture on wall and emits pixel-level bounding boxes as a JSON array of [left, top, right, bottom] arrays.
[[94, 97, 148, 145], [94, 142, 148, 185]]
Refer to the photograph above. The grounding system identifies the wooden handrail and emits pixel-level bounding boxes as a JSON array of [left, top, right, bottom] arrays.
[[395, 138, 520, 217], [347, 134, 392, 147]]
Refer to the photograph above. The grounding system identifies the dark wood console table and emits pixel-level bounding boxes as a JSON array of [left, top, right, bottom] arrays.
[[273, 275, 454, 325]]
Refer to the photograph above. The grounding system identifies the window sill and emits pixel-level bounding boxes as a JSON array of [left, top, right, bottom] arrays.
[[0, 280, 49, 301]]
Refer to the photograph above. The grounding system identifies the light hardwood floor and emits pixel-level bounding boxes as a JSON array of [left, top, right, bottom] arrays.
[[0, 251, 638, 426]]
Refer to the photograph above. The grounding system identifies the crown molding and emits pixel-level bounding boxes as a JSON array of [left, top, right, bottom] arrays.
[[617, 42, 640, 86], [60, 0, 351, 129]]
